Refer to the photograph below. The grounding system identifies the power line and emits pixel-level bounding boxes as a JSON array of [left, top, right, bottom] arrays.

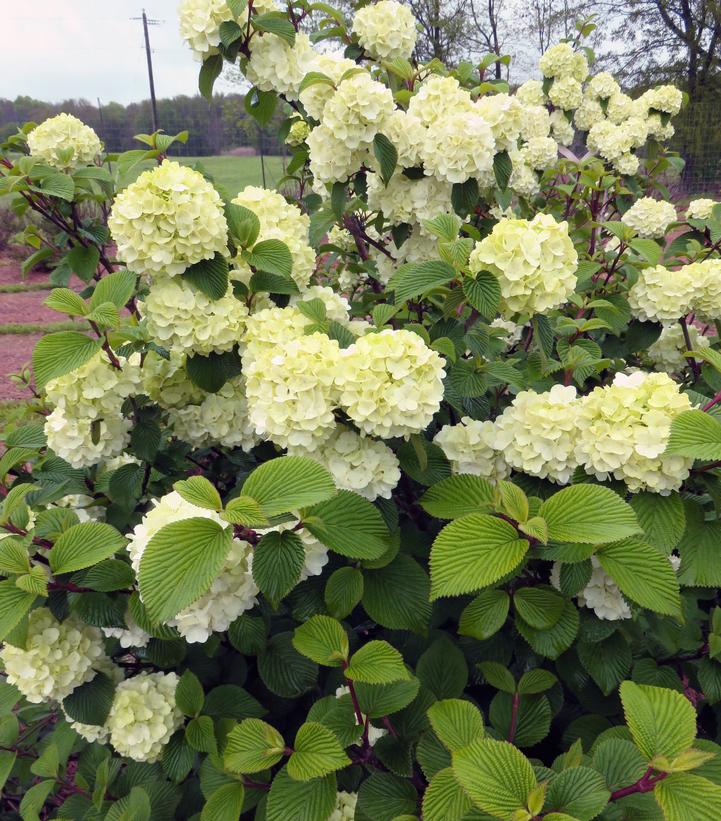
[[131, 10, 161, 131]]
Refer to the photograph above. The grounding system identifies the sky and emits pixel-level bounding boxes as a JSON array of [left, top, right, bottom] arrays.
[[0, 0, 236, 104]]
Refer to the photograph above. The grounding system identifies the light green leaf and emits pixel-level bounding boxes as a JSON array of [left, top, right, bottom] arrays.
[[345, 641, 410, 684], [544, 766, 610, 821], [304, 490, 389, 560], [540, 485, 641, 544], [463, 270, 501, 318], [293, 615, 349, 666], [517, 669, 558, 695], [620, 681, 697, 762], [49, 522, 127, 575], [630, 492, 686, 553], [221, 495, 269, 527], [596, 538, 681, 616], [201, 782, 246, 821], [452, 738, 536, 819], [422, 768, 473, 821], [44, 287, 87, 316], [248, 238, 293, 278], [253, 530, 305, 606], [514, 586, 565, 629], [516, 599, 579, 660], [176, 670, 204, 717], [430, 513, 529, 599], [665, 409, 721, 460], [138, 517, 233, 624], [388, 260, 456, 304], [478, 661, 516, 693], [458, 589, 510, 640], [224, 718, 285, 774], [427, 699, 484, 751], [654, 773, 721, 821], [419, 475, 495, 519], [251, 12, 296, 45], [287, 722, 351, 781], [242, 456, 336, 517], [173, 476, 222, 511], [32, 331, 101, 388], [90, 269, 137, 309], [325, 567, 363, 619], [186, 715, 217, 754]]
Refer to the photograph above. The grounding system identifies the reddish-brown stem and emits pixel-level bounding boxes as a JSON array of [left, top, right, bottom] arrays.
[[342, 661, 365, 727], [507, 692, 520, 744], [609, 768, 667, 801], [679, 316, 700, 381]]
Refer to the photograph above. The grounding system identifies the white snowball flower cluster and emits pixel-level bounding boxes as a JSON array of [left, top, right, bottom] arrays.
[[539, 43, 588, 81], [377, 110, 425, 169], [548, 76, 584, 111], [628, 260, 721, 323], [103, 612, 151, 649], [336, 329, 445, 438], [307, 123, 370, 186], [421, 110, 495, 185], [232, 185, 316, 291], [687, 198, 717, 220], [648, 324, 710, 373], [289, 424, 401, 500], [44, 351, 142, 469], [244, 332, 341, 448], [475, 93, 524, 150], [621, 197, 676, 238], [127, 491, 258, 641], [27, 113, 101, 170], [168, 375, 260, 451], [352, 0, 417, 60], [366, 173, 452, 227], [299, 51, 357, 120], [106, 672, 183, 762], [327, 791, 359, 821], [407, 75, 474, 126], [586, 72, 620, 100], [322, 72, 395, 150], [494, 385, 580, 484], [575, 371, 693, 494], [434, 417, 509, 482], [179, 0, 276, 59], [290, 284, 351, 323], [587, 119, 648, 174], [550, 110, 575, 146], [516, 80, 546, 106], [286, 120, 310, 146], [108, 160, 228, 277], [245, 32, 315, 99], [142, 352, 206, 409], [241, 305, 310, 360], [142, 278, 248, 355], [642, 84, 684, 116], [0, 609, 106, 704], [551, 558, 631, 621], [468, 214, 578, 316]]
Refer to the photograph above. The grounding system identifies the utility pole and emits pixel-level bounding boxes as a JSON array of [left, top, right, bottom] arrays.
[[132, 10, 160, 132]]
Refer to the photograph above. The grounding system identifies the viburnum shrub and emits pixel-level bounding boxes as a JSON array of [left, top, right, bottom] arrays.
[[5, 3, 721, 821]]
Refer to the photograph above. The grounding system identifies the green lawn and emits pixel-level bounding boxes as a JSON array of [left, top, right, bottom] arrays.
[[176, 155, 285, 197]]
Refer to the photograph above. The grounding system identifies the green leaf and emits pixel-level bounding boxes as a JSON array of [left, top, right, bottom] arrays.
[[253, 531, 305, 606], [356, 772, 418, 821], [629, 238, 662, 265], [389, 260, 455, 304], [251, 12, 296, 45], [219, 19, 242, 47], [516, 599, 579, 659], [463, 270, 501, 318], [427, 699, 484, 751], [304, 491, 389, 560], [224, 718, 285, 774], [44, 287, 87, 316], [242, 456, 336, 517], [429, 513, 529, 599], [62, 672, 114, 726], [544, 766, 611, 821], [665, 409, 721, 460], [91, 270, 136, 309], [226, 203, 260, 248], [267, 768, 336, 821], [478, 661, 516, 693], [452, 738, 536, 818], [182, 253, 229, 300], [221, 495, 269, 527], [32, 331, 101, 388], [325, 567, 363, 619], [458, 589, 510, 640], [5, 423, 47, 449], [514, 586, 565, 629], [417, 636, 468, 699], [248, 239, 293, 278], [540, 485, 641, 544], [517, 669, 558, 695], [654, 773, 721, 821], [451, 178, 479, 217], [173, 476, 222, 511], [67, 243, 100, 279], [419, 475, 495, 519], [0, 750, 15, 794], [186, 715, 217, 754], [362, 554, 431, 634], [592, 738, 647, 792], [138, 517, 233, 624], [630, 492, 686, 553], [49, 522, 128, 575], [422, 768, 473, 821], [201, 782, 246, 821], [287, 722, 351, 781], [373, 134, 398, 186], [578, 633, 632, 695], [620, 681, 697, 762], [293, 615, 349, 666], [258, 632, 318, 698], [345, 641, 410, 684], [185, 349, 241, 393], [176, 670, 204, 717], [199, 54, 223, 100], [493, 150, 513, 191], [596, 538, 681, 615]]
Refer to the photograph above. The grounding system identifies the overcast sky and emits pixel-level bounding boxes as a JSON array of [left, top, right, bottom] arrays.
[[0, 0, 234, 104]]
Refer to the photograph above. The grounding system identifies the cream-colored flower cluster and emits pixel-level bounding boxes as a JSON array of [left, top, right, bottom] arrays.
[[289, 424, 401, 499], [322, 71, 396, 151], [106, 672, 183, 762], [621, 197, 676, 238], [232, 185, 316, 292], [336, 329, 446, 438], [551, 558, 631, 621], [27, 113, 101, 170], [434, 417, 509, 482], [245, 31, 315, 99], [468, 214, 578, 316], [108, 160, 228, 277], [648, 323, 710, 373], [687, 198, 717, 220], [299, 51, 357, 120], [103, 612, 151, 650], [0, 608, 106, 704], [366, 174, 452, 228], [575, 371, 693, 494], [628, 259, 721, 323], [142, 277, 248, 355], [327, 791, 359, 821], [286, 119, 310, 146], [495, 385, 580, 484], [142, 352, 206, 410], [179, 0, 276, 60], [44, 351, 142, 468], [352, 0, 417, 60], [127, 491, 258, 642]]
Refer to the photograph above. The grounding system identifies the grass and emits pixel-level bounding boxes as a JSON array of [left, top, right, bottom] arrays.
[[0, 281, 53, 294], [176, 155, 285, 197], [0, 320, 89, 335]]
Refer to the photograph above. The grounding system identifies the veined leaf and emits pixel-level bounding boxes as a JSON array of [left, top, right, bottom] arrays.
[[242, 456, 336, 517], [345, 641, 410, 684], [540, 485, 641, 544], [665, 409, 721, 460], [32, 331, 101, 388], [293, 615, 349, 667], [224, 718, 285, 774], [287, 722, 351, 781], [49, 522, 127, 575]]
